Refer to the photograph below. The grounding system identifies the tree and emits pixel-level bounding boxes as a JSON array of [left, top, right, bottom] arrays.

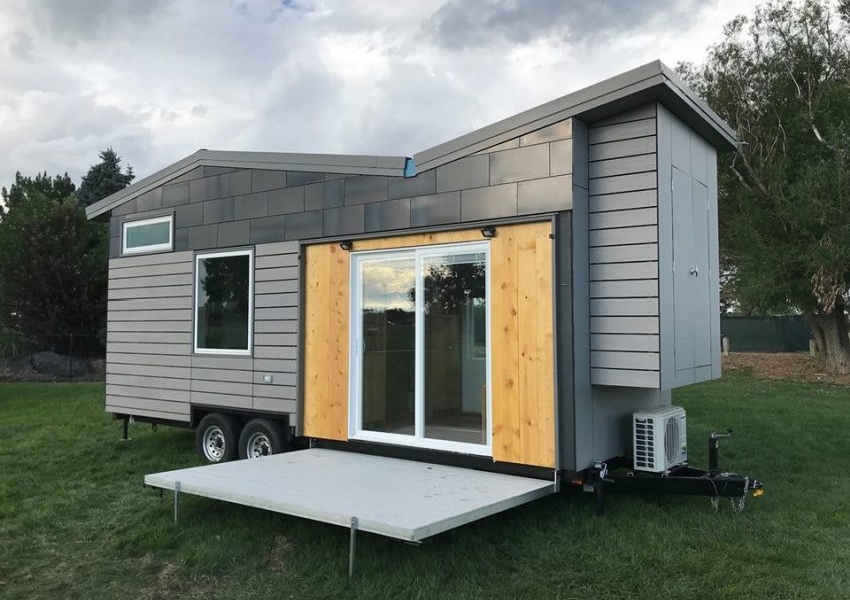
[[0, 171, 75, 215], [679, 0, 850, 373], [76, 148, 134, 207], [0, 189, 108, 352]]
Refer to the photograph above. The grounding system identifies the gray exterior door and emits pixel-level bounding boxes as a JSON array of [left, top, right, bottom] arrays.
[[691, 179, 712, 368], [672, 166, 712, 377], [672, 167, 695, 372]]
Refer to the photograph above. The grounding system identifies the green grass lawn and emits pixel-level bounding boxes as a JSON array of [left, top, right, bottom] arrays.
[[1, 371, 849, 599]]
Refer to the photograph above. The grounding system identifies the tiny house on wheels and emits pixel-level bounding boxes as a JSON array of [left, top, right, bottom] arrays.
[[87, 61, 758, 557]]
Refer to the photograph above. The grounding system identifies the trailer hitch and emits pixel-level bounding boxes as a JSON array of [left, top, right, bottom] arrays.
[[586, 430, 764, 514]]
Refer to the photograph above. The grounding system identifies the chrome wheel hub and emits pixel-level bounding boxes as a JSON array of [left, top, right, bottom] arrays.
[[202, 426, 226, 461], [246, 432, 272, 458]]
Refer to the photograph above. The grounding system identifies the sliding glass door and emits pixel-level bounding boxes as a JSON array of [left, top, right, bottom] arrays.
[[359, 257, 416, 435], [350, 242, 490, 455]]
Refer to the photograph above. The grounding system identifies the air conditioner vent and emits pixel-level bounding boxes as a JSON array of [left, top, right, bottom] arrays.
[[633, 406, 687, 473], [665, 415, 680, 464]]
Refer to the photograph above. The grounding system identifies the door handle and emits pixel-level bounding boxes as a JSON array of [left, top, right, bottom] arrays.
[[689, 266, 699, 277]]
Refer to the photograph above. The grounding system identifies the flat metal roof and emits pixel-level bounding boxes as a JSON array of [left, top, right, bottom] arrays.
[[413, 60, 736, 172], [144, 448, 555, 542]]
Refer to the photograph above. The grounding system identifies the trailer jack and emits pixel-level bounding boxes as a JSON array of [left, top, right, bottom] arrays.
[[586, 430, 764, 514]]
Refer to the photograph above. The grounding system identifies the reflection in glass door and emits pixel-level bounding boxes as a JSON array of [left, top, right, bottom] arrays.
[[422, 251, 487, 444], [359, 259, 416, 435], [351, 242, 490, 454]]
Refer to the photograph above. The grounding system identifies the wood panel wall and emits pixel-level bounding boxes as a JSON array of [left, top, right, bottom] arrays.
[[302, 221, 556, 468], [302, 244, 349, 440], [489, 221, 556, 467]]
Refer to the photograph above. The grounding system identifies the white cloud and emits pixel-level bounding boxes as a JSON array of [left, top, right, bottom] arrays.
[[0, 0, 762, 192]]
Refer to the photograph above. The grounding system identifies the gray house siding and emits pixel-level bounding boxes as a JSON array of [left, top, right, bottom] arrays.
[[656, 104, 721, 389], [587, 104, 661, 388], [565, 120, 590, 472], [591, 386, 670, 465], [104, 121, 576, 430], [569, 101, 721, 468], [252, 241, 299, 415], [106, 251, 194, 421], [569, 108, 671, 471], [108, 136, 574, 259], [105, 242, 299, 424]]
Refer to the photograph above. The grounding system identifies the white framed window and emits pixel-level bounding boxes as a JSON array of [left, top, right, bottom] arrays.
[[122, 215, 173, 255], [194, 249, 254, 355]]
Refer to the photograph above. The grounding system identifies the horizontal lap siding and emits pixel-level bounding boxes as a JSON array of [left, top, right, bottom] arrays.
[[188, 355, 252, 412], [588, 105, 660, 387], [251, 241, 299, 416], [106, 242, 301, 423], [188, 242, 299, 418], [107, 251, 194, 420]]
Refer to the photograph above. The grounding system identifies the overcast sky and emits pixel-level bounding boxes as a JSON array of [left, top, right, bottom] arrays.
[[0, 0, 761, 190]]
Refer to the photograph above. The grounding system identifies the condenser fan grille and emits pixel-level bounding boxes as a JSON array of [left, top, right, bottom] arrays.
[[633, 407, 687, 473], [664, 416, 680, 465]]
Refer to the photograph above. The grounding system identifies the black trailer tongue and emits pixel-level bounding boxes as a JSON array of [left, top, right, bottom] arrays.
[[583, 429, 764, 514]]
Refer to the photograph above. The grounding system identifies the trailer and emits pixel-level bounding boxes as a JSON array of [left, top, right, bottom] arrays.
[[86, 61, 761, 562]]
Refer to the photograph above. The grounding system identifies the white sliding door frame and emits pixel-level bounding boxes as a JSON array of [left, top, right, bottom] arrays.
[[348, 241, 492, 456]]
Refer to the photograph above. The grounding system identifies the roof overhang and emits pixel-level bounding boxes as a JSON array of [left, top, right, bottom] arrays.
[[413, 60, 736, 172], [85, 150, 409, 220]]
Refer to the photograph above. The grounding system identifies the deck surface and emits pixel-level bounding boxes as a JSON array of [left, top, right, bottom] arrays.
[[144, 449, 555, 541]]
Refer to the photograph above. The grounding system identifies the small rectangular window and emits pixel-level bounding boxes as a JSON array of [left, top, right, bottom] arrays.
[[194, 250, 253, 355], [122, 215, 173, 254]]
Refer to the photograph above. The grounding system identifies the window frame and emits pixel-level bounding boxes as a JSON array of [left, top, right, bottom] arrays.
[[193, 249, 254, 356], [121, 214, 174, 255]]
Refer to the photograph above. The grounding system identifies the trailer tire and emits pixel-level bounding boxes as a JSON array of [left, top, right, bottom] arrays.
[[238, 418, 289, 459], [196, 413, 241, 463]]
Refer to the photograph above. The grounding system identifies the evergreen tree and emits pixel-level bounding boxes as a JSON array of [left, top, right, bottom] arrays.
[[76, 148, 134, 207], [0, 171, 75, 215], [0, 188, 107, 352]]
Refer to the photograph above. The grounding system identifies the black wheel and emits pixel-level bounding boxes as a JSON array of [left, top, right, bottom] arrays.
[[238, 418, 290, 459], [196, 413, 241, 463]]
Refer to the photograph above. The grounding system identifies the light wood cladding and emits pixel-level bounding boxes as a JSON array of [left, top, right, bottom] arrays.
[[302, 222, 556, 468], [302, 244, 349, 440], [489, 222, 556, 467]]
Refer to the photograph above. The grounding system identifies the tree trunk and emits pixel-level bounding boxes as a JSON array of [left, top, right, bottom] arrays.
[[804, 305, 850, 375]]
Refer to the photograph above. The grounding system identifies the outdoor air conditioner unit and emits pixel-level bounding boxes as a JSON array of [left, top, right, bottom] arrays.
[[633, 406, 688, 473]]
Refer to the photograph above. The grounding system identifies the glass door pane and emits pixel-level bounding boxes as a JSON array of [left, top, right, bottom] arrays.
[[360, 258, 416, 436], [421, 251, 487, 444]]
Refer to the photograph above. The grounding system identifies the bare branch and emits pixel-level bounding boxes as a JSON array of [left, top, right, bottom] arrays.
[[735, 145, 772, 199]]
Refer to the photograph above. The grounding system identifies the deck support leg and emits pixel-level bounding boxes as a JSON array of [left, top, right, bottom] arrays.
[[348, 516, 358, 578], [173, 482, 181, 525], [120, 417, 131, 442]]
